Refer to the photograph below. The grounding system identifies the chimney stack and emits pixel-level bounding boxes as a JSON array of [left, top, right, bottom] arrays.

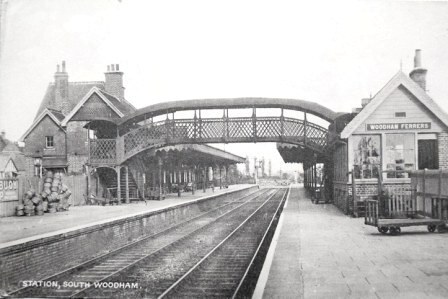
[[361, 98, 371, 108], [409, 49, 427, 91], [54, 60, 70, 114], [104, 64, 125, 100]]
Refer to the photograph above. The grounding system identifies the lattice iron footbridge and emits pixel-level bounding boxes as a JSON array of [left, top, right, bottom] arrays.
[[88, 98, 342, 166]]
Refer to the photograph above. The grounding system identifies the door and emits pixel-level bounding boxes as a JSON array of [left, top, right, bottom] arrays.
[[418, 139, 438, 169]]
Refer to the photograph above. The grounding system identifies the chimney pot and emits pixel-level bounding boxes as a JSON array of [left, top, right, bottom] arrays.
[[57, 64, 60, 72], [409, 49, 427, 91], [104, 64, 124, 100], [414, 49, 422, 68], [62, 60, 66, 72]]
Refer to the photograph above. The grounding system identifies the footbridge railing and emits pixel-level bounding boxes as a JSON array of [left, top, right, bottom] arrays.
[[117, 116, 328, 163]]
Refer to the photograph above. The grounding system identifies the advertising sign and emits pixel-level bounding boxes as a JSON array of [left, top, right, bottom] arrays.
[[0, 179, 19, 201]]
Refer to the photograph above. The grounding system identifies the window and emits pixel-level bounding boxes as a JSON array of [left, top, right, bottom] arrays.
[[385, 134, 415, 178], [352, 135, 381, 179], [45, 136, 54, 148], [395, 112, 406, 118]]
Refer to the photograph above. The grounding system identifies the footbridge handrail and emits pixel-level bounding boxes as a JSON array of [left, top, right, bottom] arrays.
[[118, 115, 328, 163]]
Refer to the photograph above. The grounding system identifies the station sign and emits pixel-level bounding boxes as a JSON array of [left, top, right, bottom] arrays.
[[366, 122, 431, 131], [0, 179, 19, 201]]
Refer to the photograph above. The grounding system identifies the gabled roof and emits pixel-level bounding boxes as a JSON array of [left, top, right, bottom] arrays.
[[61, 87, 127, 126], [341, 71, 448, 138], [100, 90, 136, 115], [36, 81, 105, 118], [20, 108, 66, 142], [0, 156, 17, 172], [2, 142, 20, 153]]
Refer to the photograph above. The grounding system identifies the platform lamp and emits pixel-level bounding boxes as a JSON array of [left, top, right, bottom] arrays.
[[34, 157, 42, 178]]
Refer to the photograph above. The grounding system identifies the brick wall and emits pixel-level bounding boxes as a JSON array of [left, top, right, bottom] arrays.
[[438, 132, 448, 169], [23, 116, 66, 157], [104, 72, 124, 100], [66, 121, 88, 156], [0, 186, 258, 292], [334, 181, 411, 216], [24, 157, 35, 177], [67, 155, 88, 174]]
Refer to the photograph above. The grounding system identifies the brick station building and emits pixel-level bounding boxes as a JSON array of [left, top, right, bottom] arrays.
[[331, 50, 448, 215], [19, 62, 244, 205]]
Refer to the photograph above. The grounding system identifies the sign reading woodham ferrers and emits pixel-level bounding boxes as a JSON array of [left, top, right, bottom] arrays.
[[0, 179, 19, 201], [366, 122, 431, 131]]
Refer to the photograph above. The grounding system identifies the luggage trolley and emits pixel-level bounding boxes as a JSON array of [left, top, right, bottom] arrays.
[[364, 170, 448, 235]]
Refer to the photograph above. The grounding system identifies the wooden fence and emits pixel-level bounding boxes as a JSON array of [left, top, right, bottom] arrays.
[[382, 184, 414, 217], [410, 169, 448, 219], [17, 174, 87, 207], [363, 170, 448, 220]]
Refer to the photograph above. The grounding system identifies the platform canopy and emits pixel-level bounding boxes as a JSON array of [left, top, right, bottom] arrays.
[[130, 144, 245, 167], [276, 143, 326, 164]]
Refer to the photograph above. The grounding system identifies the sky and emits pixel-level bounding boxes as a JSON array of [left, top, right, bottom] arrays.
[[1, 0, 448, 174]]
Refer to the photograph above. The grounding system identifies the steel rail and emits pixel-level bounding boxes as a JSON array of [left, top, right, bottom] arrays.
[[231, 185, 290, 298], [8, 188, 267, 298], [157, 188, 285, 299], [67, 188, 274, 298]]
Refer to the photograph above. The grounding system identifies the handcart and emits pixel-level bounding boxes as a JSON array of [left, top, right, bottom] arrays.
[[365, 170, 448, 235]]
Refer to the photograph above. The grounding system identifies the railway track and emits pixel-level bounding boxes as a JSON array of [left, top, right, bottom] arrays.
[[9, 187, 281, 298], [160, 187, 288, 298]]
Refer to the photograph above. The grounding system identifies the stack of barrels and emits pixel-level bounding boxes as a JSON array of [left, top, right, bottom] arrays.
[[42, 171, 71, 213], [16, 190, 46, 216], [16, 171, 72, 216]]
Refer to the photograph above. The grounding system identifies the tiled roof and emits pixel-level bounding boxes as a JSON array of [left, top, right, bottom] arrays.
[[36, 81, 105, 119], [0, 136, 8, 152], [36, 81, 136, 120], [47, 109, 66, 122], [0, 139, 26, 172], [2, 142, 20, 153], [0, 156, 10, 171], [99, 90, 136, 115], [0, 152, 25, 171]]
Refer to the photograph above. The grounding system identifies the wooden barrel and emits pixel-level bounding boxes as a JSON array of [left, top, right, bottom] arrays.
[[62, 191, 72, 199], [44, 177, 53, 183], [42, 201, 48, 212], [37, 210, 44, 216], [25, 191, 34, 199], [16, 210, 24, 216], [16, 204, 24, 210], [48, 208, 56, 213], [48, 202, 58, 208], [31, 197, 41, 205], [46, 170, 53, 178]]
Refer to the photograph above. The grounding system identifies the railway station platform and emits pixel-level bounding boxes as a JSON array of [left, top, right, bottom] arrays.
[[0, 184, 253, 246], [256, 185, 448, 299]]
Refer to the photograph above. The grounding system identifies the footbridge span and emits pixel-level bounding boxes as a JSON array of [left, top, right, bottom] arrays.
[[89, 97, 342, 165]]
